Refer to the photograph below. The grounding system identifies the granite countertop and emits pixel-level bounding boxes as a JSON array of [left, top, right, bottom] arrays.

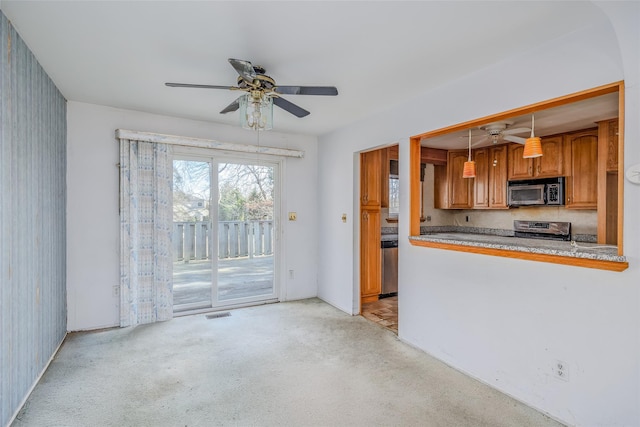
[[410, 232, 626, 263], [381, 234, 398, 242]]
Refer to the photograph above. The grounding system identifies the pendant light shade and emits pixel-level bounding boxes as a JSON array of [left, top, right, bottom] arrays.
[[462, 160, 476, 178], [462, 128, 476, 178], [523, 114, 543, 158]]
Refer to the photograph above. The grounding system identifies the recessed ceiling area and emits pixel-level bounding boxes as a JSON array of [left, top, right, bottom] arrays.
[[421, 92, 619, 150]]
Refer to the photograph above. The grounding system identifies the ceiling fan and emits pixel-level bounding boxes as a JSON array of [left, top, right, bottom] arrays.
[[165, 58, 338, 119], [472, 120, 531, 146]]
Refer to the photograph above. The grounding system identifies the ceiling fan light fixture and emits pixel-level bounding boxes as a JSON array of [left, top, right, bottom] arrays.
[[463, 128, 476, 178], [239, 91, 273, 131], [522, 114, 542, 158]]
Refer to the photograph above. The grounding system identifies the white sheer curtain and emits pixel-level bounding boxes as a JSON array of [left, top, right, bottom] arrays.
[[119, 138, 173, 327]]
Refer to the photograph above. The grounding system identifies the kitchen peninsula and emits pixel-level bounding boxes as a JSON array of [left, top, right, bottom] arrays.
[[411, 228, 627, 271]]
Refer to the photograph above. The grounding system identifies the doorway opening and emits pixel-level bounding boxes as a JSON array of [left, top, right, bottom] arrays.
[[172, 155, 279, 313], [359, 145, 399, 334]]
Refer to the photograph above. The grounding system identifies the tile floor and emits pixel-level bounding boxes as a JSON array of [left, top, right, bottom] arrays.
[[361, 295, 398, 334]]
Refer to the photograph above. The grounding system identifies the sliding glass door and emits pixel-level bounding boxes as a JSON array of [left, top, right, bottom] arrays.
[[172, 155, 278, 312]]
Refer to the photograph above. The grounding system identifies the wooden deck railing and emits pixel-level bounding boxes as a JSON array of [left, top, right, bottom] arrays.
[[173, 220, 273, 262]]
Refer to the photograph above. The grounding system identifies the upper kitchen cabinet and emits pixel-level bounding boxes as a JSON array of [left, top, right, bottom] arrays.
[[507, 136, 564, 180], [565, 128, 598, 209], [488, 144, 509, 208], [360, 149, 382, 207], [472, 148, 489, 208], [447, 150, 473, 209], [421, 147, 447, 165], [380, 148, 390, 208], [472, 145, 509, 209]]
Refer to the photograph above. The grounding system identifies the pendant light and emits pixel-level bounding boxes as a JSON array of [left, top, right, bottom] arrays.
[[462, 128, 476, 178], [523, 113, 543, 158]]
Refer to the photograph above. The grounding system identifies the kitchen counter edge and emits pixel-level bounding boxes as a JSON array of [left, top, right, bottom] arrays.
[[409, 233, 627, 266]]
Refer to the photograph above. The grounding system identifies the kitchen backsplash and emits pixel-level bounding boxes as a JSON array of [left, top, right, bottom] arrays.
[[421, 164, 598, 235]]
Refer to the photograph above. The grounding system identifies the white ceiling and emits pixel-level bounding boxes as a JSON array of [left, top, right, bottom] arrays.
[[1, 1, 610, 138]]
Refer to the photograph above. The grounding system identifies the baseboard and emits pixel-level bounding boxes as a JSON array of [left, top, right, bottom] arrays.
[[6, 333, 67, 427]]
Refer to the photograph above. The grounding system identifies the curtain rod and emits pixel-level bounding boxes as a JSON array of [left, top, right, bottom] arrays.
[[115, 129, 305, 158]]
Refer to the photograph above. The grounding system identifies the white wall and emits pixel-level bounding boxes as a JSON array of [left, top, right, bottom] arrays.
[[67, 102, 319, 331], [318, 6, 640, 426]]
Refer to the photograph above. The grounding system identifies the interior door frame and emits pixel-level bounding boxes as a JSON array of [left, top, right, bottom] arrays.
[[172, 145, 283, 312]]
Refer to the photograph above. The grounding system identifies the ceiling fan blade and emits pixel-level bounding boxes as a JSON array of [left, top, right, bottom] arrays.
[[503, 127, 531, 135], [273, 96, 310, 118], [504, 135, 526, 144], [165, 82, 234, 90], [471, 135, 489, 147], [220, 97, 242, 114], [275, 86, 338, 96], [228, 58, 256, 83]]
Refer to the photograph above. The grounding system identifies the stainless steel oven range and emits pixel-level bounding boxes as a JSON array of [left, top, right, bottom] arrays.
[[513, 220, 571, 241]]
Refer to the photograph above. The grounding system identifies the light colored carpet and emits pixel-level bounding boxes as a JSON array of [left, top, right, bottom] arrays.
[[12, 298, 563, 427]]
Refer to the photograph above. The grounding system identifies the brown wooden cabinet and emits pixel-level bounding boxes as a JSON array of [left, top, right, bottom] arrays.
[[421, 147, 447, 165], [473, 148, 489, 208], [360, 208, 381, 303], [435, 145, 507, 210], [447, 150, 472, 209], [360, 149, 382, 207], [599, 119, 619, 172], [507, 136, 564, 180], [471, 145, 509, 209], [488, 144, 509, 208], [597, 119, 619, 244], [380, 148, 389, 208], [565, 129, 598, 209], [507, 144, 531, 180], [433, 164, 448, 209], [360, 149, 384, 304]]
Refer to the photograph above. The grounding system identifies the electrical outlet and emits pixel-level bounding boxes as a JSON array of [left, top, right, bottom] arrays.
[[288, 212, 297, 221], [553, 360, 569, 381], [465, 215, 470, 222], [341, 213, 347, 223], [289, 269, 294, 279], [113, 285, 120, 297]]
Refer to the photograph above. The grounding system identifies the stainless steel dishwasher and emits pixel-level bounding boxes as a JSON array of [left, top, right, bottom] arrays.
[[381, 239, 398, 296]]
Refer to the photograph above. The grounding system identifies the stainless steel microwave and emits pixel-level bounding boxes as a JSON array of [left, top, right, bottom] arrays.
[[507, 177, 565, 206]]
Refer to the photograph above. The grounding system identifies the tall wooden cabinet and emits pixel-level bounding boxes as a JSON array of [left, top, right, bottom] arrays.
[[360, 208, 381, 303], [565, 129, 598, 209], [598, 119, 619, 244], [360, 150, 382, 304]]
